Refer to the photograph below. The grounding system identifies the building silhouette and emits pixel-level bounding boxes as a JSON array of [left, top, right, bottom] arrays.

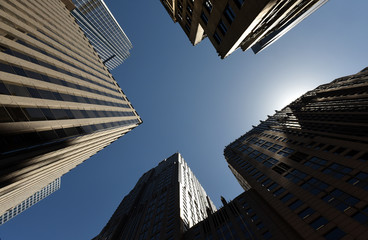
[[0, 0, 141, 217], [92, 153, 216, 240], [160, 0, 328, 58], [224, 67, 368, 239], [183, 190, 302, 240], [0, 178, 60, 225], [71, 0, 132, 70]]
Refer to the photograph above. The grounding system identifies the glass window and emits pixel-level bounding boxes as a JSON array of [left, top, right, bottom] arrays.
[[224, 4, 236, 24], [218, 20, 228, 35], [204, 0, 213, 12], [23, 108, 46, 121], [213, 32, 221, 44], [298, 207, 315, 220], [288, 199, 303, 211], [280, 193, 293, 203], [234, 0, 245, 8], [6, 107, 29, 121], [323, 227, 346, 240], [201, 12, 208, 25], [309, 216, 328, 230]]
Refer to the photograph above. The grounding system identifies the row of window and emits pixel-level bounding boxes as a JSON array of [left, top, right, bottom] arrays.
[[0, 105, 134, 123], [2, 0, 107, 78], [1, 119, 139, 154], [0, 80, 129, 109], [1, 46, 121, 99]]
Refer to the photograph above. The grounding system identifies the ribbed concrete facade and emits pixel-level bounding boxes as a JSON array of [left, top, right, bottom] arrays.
[[0, 177, 61, 225], [93, 153, 216, 240], [160, 0, 327, 58], [224, 68, 368, 239], [0, 0, 141, 216]]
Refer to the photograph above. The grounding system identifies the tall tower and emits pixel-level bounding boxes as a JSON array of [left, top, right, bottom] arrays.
[[224, 68, 368, 239], [93, 153, 216, 240], [71, 0, 132, 70], [160, 0, 328, 58], [0, 0, 141, 216], [0, 178, 61, 225]]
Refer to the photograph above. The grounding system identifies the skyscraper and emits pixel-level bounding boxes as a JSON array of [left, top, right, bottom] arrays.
[[183, 190, 302, 240], [71, 0, 132, 70], [0, 178, 61, 225], [93, 153, 216, 240], [224, 68, 368, 239], [0, 0, 141, 217], [160, 0, 328, 58]]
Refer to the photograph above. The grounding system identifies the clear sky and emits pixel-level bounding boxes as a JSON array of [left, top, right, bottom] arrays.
[[1, 0, 368, 239]]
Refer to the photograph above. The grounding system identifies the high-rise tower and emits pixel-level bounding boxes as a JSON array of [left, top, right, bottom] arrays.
[[93, 153, 216, 240], [0, 178, 61, 225], [71, 0, 132, 70], [0, 0, 141, 216], [224, 68, 368, 239], [160, 0, 328, 58]]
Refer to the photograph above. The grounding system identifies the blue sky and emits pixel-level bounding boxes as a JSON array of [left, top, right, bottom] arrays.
[[1, 0, 368, 239]]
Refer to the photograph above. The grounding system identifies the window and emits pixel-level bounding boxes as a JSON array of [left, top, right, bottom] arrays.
[[201, 12, 208, 25], [268, 144, 282, 152], [322, 163, 352, 179], [273, 188, 285, 197], [187, 5, 193, 15], [309, 216, 328, 230], [323, 227, 346, 240], [288, 200, 303, 211], [277, 147, 294, 157], [358, 153, 368, 161], [263, 158, 278, 168], [213, 32, 221, 44], [301, 178, 329, 195], [217, 20, 228, 35], [223, 5, 236, 24], [280, 193, 293, 203], [298, 207, 315, 220], [304, 156, 328, 170], [347, 171, 368, 190], [234, 0, 245, 8], [204, 0, 213, 12]]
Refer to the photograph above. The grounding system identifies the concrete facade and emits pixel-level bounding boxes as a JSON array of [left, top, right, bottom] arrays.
[[160, 0, 328, 58], [0, 0, 141, 216]]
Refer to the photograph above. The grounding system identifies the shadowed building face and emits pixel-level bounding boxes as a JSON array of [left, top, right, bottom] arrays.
[[0, 0, 141, 217], [224, 68, 368, 239], [160, 0, 328, 58]]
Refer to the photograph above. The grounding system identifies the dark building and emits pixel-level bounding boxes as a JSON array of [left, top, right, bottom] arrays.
[[160, 0, 328, 58], [93, 153, 216, 240], [183, 190, 302, 240], [224, 68, 368, 239], [0, 0, 141, 217]]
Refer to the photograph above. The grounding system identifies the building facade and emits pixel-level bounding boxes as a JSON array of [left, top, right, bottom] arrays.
[[183, 190, 302, 240], [71, 0, 132, 70], [0, 0, 141, 216], [224, 68, 368, 239], [92, 153, 216, 240], [0, 178, 61, 225], [160, 0, 328, 58]]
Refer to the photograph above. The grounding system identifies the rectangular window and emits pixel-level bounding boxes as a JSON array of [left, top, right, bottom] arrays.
[[309, 216, 328, 230], [213, 32, 221, 44], [201, 12, 208, 25], [234, 0, 245, 8], [217, 19, 228, 35], [224, 4, 236, 24], [204, 0, 213, 12]]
